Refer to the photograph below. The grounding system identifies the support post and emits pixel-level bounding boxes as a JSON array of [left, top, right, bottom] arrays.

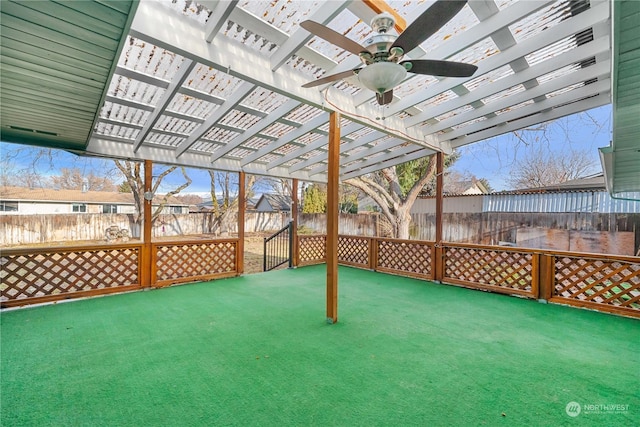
[[237, 171, 245, 275], [291, 178, 299, 267], [326, 112, 340, 323], [141, 159, 153, 287], [434, 152, 444, 282]]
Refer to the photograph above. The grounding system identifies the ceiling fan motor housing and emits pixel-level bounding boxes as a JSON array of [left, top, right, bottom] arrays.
[[360, 13, 405, 65]]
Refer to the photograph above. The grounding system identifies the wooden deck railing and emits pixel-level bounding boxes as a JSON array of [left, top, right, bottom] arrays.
[[1, 238, 239, 308], [297, 235, 640, 318], [546, 251, 640, 317], [153, 239, 238, 287], [298, 235, 326, 266], [442, 243, 537, 298], [2, 235, 637, 318], [0, 244, 142, 307]]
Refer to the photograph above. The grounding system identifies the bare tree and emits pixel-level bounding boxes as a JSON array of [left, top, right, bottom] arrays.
[[264, 177, 292, 196], [206, 171, 259, 234], [507, 147, 597, 189], [345, 153, 459, 239], [0, 144, 119, 189], [50, 168, 116, 191], [114, 160, 192, 224]]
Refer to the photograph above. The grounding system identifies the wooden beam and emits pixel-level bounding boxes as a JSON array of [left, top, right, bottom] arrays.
[[237, 171, 246, 275], [291, 178, 299, 268], [362, 0, 407, 32], [434, 152, 444, 282], [326, 112, 340, 323], [142, 159, 153, 287]]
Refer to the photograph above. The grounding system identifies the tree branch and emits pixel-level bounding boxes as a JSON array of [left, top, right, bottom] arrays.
[[343, 178, 395, 225]]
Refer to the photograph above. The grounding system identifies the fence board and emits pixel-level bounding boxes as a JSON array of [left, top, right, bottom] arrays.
[[0, 212, 288, 246]]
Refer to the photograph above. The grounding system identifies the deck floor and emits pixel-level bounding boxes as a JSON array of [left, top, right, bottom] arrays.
[[1, 265, 638, 426]]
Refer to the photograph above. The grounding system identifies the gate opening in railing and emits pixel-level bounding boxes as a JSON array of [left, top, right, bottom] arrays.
[[264, 221, 293, 272]]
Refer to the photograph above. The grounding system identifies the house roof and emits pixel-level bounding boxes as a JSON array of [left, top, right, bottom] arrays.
[[1, 0, 635, 193], [0, 186, 188, 206], [257, 193, 292, 211], [197, 196, 259, 209], [494, 173, 606, 195]]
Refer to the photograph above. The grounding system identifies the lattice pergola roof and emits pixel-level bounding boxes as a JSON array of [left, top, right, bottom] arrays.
[[1, 0, 615, 183]]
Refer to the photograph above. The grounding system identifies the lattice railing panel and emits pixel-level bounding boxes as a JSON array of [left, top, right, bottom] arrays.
[[298, 235, 326, 265], [376, 239, 432, 278], [444, 246, 533, 293], [1, 246, 140, 302], [155, 240, 237, 281], [338, 236, 370, 267], [553, 256, 640, 311]]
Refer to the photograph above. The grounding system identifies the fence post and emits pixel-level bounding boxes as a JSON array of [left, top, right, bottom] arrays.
[[369, 237, 377, 270], [288, 221, 294, 268], [434, 152, 444, 283], [538, 254, 555, 301], [291, 179, 298, 268], [141, 160, 153, 288], [237, 171, 245, 275]]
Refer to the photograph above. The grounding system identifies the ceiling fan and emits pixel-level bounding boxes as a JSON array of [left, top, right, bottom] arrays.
[[300, 0, 478, 106]]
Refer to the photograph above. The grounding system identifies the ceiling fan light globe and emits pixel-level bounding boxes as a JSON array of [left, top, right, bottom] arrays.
[[358, 62, 407, 95]]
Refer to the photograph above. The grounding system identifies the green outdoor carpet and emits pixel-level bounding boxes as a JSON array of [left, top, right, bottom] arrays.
[[1, 265, 638, 426]]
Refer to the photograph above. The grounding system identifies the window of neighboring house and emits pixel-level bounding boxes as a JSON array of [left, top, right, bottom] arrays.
[[72, 203, 87, 213], [170, 206, 183, 214], [103, 204, 118, 213], [0, 201, 18, 212]]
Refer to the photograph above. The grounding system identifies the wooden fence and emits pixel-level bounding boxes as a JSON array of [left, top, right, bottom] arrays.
[[298, 235, 640, 318], [411, 212, 640, 256], [0, 212, 287, 246], [298, 213, 379, 236]]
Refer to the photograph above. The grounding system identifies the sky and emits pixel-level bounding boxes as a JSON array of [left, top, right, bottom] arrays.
[[1, 104, 612, 196], [448, 104, 611, 190]]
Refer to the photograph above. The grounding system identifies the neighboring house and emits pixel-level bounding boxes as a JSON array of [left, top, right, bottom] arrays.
[[255, 193, 291, 213], [483, 174, 640, 213], [443, 179, 490, 196], [410, 174, 640, 215], [0, 186, 189, 215], [196, 196, 259, 212], [360, 179, 490, 214]]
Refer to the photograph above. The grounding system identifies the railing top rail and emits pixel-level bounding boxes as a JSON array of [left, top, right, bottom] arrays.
[[376, 237, 436, 245], [265, 221, 292, 244], [152, 237, 239, 247], [316, 234, 639, 262], [338, 234, 373, 240], [441, 242, 541, 254], [0, 243, 144, 256]]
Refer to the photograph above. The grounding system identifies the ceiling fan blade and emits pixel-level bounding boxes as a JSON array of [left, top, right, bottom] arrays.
[[376, 90, 394, 106], [300, 20, 367, 56], [301, 68, 362, 88], [392, 0, 467, 53], [401, 60, 477, 77]]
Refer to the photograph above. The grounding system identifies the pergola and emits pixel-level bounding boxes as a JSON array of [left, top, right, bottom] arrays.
[[1, 0, 639, 320]]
